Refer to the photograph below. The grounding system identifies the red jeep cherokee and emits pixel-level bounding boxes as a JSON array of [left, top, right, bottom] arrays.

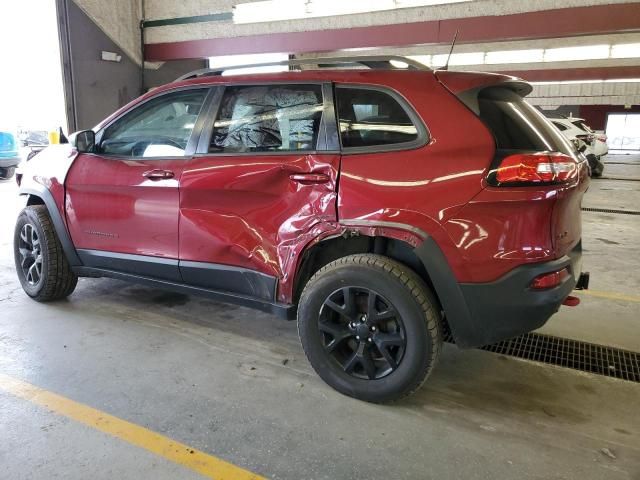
[[14, 57, 589, 402]]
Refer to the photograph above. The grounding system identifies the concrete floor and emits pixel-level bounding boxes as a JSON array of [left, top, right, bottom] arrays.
[[0, 155, 638, 479]]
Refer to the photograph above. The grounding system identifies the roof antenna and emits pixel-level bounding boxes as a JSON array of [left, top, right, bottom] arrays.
[[441, 29, 459, 71]]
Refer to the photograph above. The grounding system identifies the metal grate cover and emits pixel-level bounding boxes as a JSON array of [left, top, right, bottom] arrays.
[[582, 207, 640, 215], [474, 333, 640, 382]]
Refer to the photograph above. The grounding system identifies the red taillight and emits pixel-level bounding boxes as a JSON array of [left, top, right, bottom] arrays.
[[530, 268, 570, 290], [493, 152, 578, 185]]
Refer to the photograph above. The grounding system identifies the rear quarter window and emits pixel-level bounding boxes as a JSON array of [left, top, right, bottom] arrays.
[[477, 87, 573, 155], [335, 86, 426, 151]]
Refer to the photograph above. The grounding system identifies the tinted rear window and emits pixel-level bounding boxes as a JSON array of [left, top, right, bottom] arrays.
[[572, 120, 593, 133], [336, 87, 420, 149], [478, 88, 573, 155]]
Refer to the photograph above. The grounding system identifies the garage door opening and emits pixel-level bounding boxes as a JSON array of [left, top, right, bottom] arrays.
[[0, 0, 66, 159], [606, 113, 640, 151]]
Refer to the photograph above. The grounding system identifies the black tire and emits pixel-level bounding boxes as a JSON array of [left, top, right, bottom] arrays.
[[592, 159, 604, 178], [298, 254, 442, 403], [586, 154, 603, 177], [0, 166, 16, 180], [14, 205, 78, 301]]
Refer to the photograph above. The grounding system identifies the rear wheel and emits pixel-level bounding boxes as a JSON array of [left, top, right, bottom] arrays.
[[0, 166, 16, 180], [298, 254, 442, 403], [587, 154, 604, 177], [14, 205, 78, 301]]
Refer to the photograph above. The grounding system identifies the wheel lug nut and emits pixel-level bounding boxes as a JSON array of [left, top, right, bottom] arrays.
[[360, 315, 367, 323], [355, 335, 360, 340], [367, 337, 372, 343], [370, 326, 376, 331]]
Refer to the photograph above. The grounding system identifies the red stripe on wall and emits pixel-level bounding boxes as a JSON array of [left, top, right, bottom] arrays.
[[580, 105, 640, 131], [145, 3, 640, 61]]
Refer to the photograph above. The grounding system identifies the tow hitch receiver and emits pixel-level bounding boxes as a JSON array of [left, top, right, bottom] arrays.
[[575, 272, 590, 290], [563, 295, 580, 307]]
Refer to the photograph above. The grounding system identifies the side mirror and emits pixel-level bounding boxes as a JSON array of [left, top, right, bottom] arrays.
[[71, 130, 96, 153]]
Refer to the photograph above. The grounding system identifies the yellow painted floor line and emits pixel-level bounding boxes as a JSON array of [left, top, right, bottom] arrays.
[[0, 373, 265, 480], [578, 290, 640, 304]]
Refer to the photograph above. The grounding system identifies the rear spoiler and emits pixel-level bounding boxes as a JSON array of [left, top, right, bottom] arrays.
[[435, 70, 532, 115]]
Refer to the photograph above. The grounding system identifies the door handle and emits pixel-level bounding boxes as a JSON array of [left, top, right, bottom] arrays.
[[289, 173, 330, 185], [143, 169, 175, 181]]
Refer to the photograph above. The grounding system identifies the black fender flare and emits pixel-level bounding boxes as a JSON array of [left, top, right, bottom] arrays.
[[412, 236, 476, 348], [19, 186, 83, 266]]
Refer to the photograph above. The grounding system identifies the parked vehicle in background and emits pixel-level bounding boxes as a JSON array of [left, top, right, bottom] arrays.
[[0, 129, 20, 180], [549, 116, 606, 177], [17, 128, 51, 161], [18, 128, 50, 147], [13, 56, 590, 403]]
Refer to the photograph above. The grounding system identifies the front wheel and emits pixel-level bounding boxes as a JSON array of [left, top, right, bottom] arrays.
[[298, 254, 442, 403], [14, 205, 78, 301]]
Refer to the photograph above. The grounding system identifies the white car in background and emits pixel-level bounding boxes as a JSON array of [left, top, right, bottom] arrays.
[[549, 116, 607, 177]]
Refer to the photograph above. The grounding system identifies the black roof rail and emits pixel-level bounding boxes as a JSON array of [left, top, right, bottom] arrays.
[[175, 55, 430, 81]]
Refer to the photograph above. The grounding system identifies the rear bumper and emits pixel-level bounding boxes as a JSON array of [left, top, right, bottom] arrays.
[[414, 237, 583, 349], [455, 242, 582, 347]]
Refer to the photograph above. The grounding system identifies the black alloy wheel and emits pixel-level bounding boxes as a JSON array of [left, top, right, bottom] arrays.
[[297, 254, 442, 403], [17, 223, 43, 287], [319, 286, 406, 380]]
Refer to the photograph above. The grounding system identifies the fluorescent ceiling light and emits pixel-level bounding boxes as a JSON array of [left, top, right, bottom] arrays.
[[543, 45, 610, 62], [603, 78, 640, 83], [485, 49, 544, 64], [233, 0, 472, 24], [407, 55, 432, 66], [396, 0, 472, 5], [389, 59, 409, 69], [209, 52, 289, 75], [432, 52, 485, 66], [531, 79, 640, 85], [611, 43, 640, 59], [531, 80, 604, 85]]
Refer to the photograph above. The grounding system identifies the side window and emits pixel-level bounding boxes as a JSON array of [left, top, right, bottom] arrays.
[[336, 87, 419, 148], [99, 89, 207, 157], [209, 84, 324, 153]]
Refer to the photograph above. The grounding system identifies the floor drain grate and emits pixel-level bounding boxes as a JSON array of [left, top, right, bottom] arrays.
[[456, 333, 640, 382], [582, 207, 640, 216]]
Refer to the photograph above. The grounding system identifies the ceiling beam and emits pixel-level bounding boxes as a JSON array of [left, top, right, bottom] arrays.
[[145, 3, 640, 61]]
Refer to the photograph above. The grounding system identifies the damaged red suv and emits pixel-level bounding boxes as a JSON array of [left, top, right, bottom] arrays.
[[14, 57, 589, 402]]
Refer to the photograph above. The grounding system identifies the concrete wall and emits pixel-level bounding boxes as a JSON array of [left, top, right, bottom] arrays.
[[73, 0, 142, 65], [144, 59, 207, 90], [61, 0, 142, 131], [529, 81, 640, 107]]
